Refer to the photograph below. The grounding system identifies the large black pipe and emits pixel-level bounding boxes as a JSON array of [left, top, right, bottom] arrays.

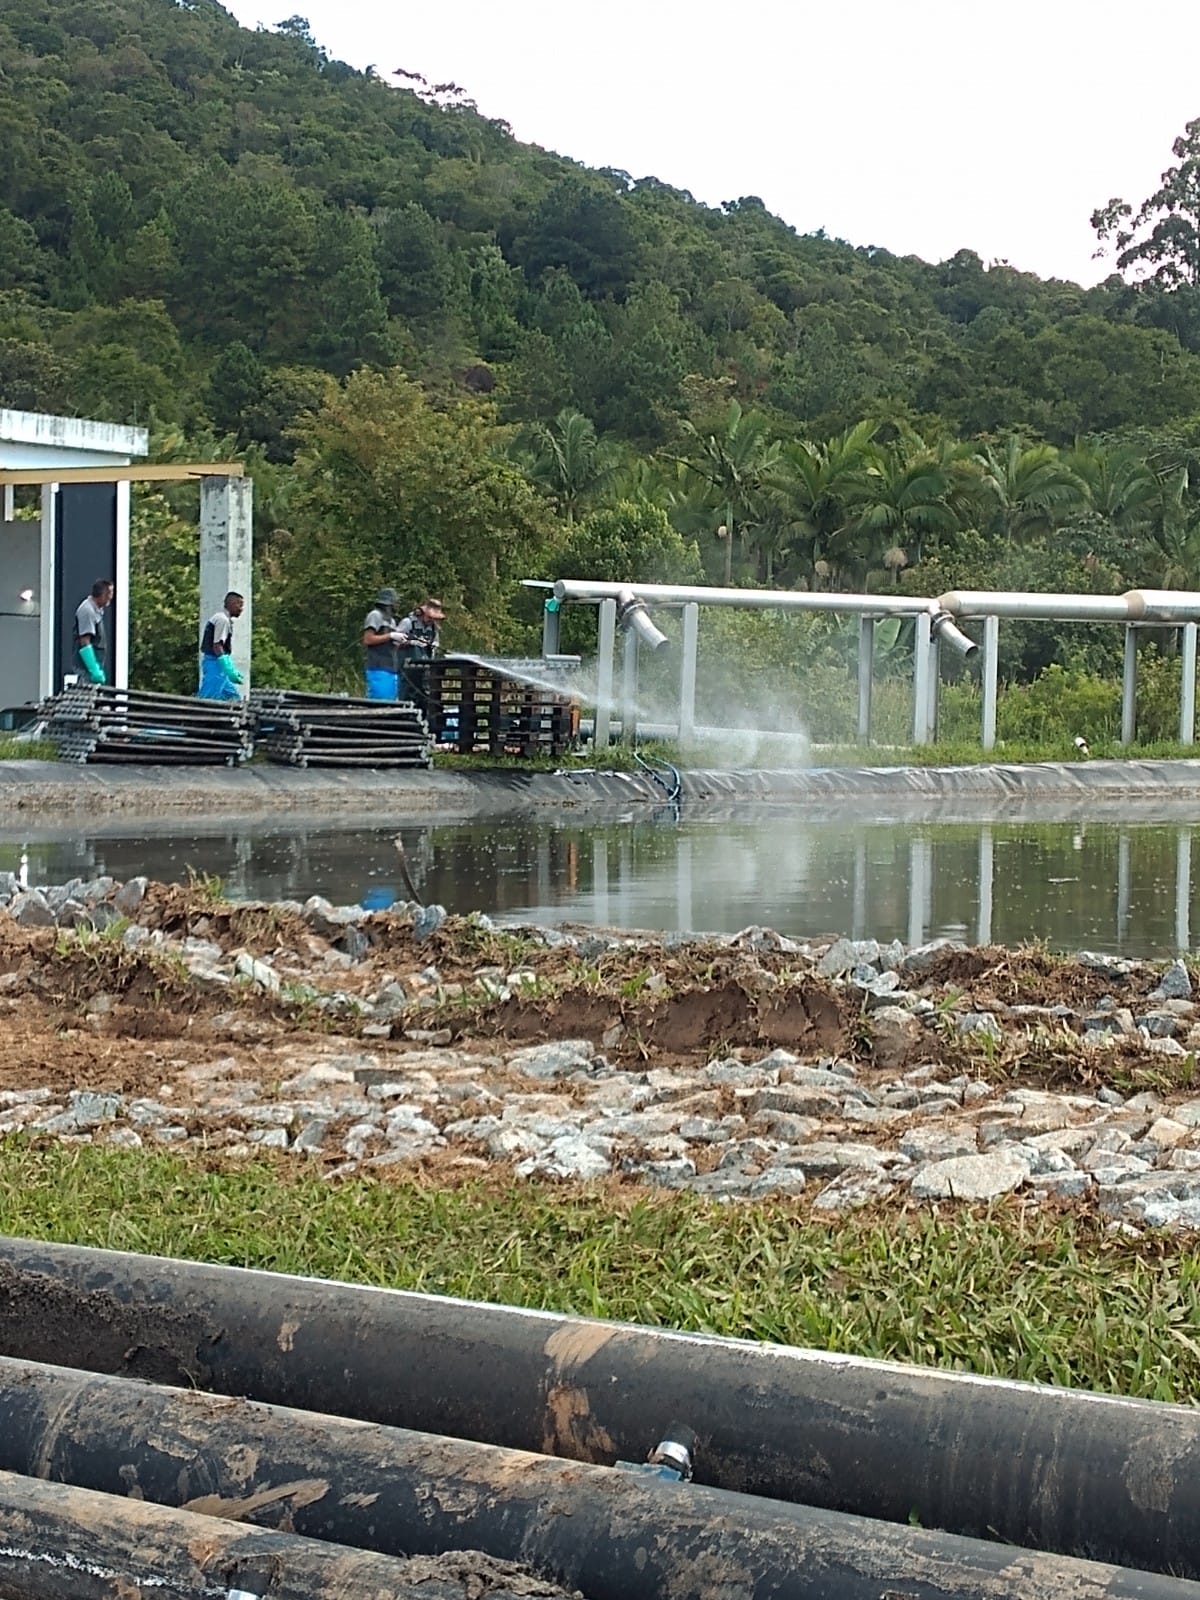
[[1, 1236, 1197, 1577], [0, 1355, 1191, 1600], [0, 1468, 556, 1600]]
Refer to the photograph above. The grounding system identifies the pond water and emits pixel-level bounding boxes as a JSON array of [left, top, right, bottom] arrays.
[[3, 805, 1200, 957]]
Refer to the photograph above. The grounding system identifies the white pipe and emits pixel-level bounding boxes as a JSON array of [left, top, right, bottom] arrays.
[[614, 586, 670, 651], [555, 580, 935, 616], [555, 578, 1200, 625], [938, 591, 1133, 621]]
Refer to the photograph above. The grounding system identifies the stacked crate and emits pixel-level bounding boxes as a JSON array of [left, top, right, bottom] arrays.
[[420, 656, 579, 757]]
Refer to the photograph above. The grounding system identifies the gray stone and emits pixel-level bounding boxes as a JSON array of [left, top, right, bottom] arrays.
[[294, 1118, 332, 1152], [507, 1040, 595, 1080], [818, 938, 858, 978], [515, 1134, 612, 1181], [900, 938, 963, 978], [1083, 1009, 1135, 1037], [113, 877, 149, 916], [1151, 960, 1193, 1002], [1140, 1012, 1183, 1039], [747, 1168, 810, 1197], [104, 1127, 143, 1150], [0, 871, 19, 902], [811, 1167, 895, 1211], [234, 952, 280, 993], [870, 1006, 923, 1071], [412, 904, 447, 942], [878, 938, 907, 972], [746, 1086, 843, 1118], [11, 890, 54, 928], [302, 896, 365, 938], [1076, 950, 1136, 978], [899, 1126, 977, 1163], [1145, 1036, 1187, 1057], [910, 1149, 1031, 1201], [339, 924, 371, 962], [1030, 1171, 1094, 1199], [957, 1011, 1002, 1042], [781, 1141, 890, 1176]]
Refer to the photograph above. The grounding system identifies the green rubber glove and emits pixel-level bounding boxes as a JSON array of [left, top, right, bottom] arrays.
[[218, 654, 244, 685], [78, 644, 105, 684]]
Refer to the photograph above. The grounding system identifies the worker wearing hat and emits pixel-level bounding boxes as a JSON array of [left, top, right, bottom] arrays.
[[362, 586, 402, 700], [395, 596, 446, 712]]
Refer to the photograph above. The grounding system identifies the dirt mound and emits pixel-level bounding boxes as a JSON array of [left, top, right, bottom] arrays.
[[911, 946, 1161, 1010], [140, 884, 313, 957], [442, 973, 848, 1064]]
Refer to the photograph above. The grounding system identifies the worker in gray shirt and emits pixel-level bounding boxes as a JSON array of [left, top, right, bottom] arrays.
[[73, 578, 113, 685], [362, 586, 401, 700]]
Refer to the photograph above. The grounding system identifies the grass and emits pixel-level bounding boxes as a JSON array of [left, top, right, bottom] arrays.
[[815, 737, 1200, 768], [0, 736, 56, 761], [2, 1143, 1199, 1403]]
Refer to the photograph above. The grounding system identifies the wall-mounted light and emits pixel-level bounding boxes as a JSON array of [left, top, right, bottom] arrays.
[[18, 589, 34, 604]]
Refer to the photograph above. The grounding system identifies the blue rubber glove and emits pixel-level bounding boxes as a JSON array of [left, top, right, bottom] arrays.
[[218, 654, 244, 685], [78, 644, 105, 684]]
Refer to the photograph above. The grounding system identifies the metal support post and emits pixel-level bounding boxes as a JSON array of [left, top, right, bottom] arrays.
[[620, 626, 639, 746], [927, 636, 941, 744], [593, 598, 616, 750], [857, 616, 874, 743], [1181, 624, 1198, 746], [541, 600, 561, 658], [911, 610, 933, 746], [981, 615, 999, 753], [1, 485, 12, 521], [1121, 626, 1138, 747], [679, 602, 699, 746]]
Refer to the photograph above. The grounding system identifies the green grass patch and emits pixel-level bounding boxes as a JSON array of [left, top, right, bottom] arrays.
[[3, 1143, 1199, 1402], [0, 737, 56, 762]]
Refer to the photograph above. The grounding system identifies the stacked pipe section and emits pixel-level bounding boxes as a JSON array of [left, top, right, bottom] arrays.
[[0, 1238, 1198, 1587], [41, 685, 253, 766], [250, 689, 431, 768], [0, 1354, 1189, 1600]]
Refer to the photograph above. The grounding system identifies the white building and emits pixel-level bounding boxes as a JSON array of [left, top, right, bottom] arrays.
[[0, 410, 252, 707], [0, 409, 148, 703]]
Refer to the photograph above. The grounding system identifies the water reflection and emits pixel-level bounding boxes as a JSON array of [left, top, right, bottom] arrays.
[[2, 810, 1200, 957]]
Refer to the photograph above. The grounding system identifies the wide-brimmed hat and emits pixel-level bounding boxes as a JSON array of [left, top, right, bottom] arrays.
[[375, 587, 398, 608], [422, 596, 447, 619]]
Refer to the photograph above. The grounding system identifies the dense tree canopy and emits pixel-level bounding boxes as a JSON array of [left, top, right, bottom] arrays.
[[5, 0, 1200, 713]]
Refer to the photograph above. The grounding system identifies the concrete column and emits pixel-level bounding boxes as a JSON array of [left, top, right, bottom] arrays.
[[1117, 830, 1131, 947], [977, 826, 994, 947], [911, 610, 933, 746], [199, 476, 254, 689], [677, 835, 694, 933], [593, 598, 616, 750], [679, 602, 699, 747], [1, 485, 12, 522], [541, 600, 560, 658], [852, 835, 867, 940], [1176, 829, 1192, 953], [113, 481, 130, 689], [857, 616, 874, 744], [907, 834, 930, 947], [619, 626, 639, 746], [38, 485, 56, 699], [591, 836, 609, 925], [1120, 625, 1138, 747], [1181, 623, 1198, 746], [981, 614, 1000, 753]]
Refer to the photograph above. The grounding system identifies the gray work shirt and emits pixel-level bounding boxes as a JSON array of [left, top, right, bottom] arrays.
[[363, 607, 396, 670], [73, 596, 107, 668]]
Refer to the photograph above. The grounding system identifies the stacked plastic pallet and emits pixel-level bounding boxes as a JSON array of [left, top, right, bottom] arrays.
[[251, 689, 431, 768], [422, 655, 579, 757], [42, 685, 253, 766]]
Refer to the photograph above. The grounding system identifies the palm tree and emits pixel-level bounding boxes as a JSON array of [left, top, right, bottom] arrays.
[[1066, 442, 1160, 534], [768, 420, 877, 585], [677, 400, 782, 580], [973, 437, 1087, 543], [524, 409, 617, 524], [842, 436, 963, 584]]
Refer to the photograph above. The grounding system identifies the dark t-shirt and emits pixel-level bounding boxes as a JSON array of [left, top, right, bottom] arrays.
[[73, 596, 107, 676], [363, 607, 397, 670]]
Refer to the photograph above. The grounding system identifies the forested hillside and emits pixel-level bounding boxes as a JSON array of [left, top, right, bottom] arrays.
[[6, 0, 1200, 734]]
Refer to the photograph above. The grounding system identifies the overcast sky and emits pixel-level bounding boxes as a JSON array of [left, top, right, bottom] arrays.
[[222, 0, 1200, 287]]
